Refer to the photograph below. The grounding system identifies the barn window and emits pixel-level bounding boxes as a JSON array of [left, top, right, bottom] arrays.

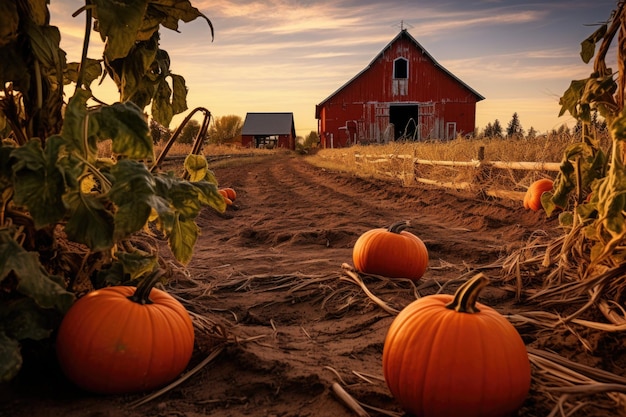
[[394, 58, 408, 79]]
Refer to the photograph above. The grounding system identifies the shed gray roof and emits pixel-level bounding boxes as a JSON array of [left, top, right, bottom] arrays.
[[241, 112, 296, 136]]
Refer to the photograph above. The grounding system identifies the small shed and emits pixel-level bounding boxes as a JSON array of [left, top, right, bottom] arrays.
[[315, 29, 484, 147], [241, 112, 296, 150]]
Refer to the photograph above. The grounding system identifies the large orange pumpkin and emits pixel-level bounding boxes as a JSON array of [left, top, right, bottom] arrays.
[[56, 272, 195, 394], [353, 220, 428, 281], [383, 273, 531, 417], [523, 178, 553, 211]]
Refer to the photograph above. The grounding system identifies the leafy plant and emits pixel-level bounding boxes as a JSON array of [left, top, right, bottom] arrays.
[[0, 0, 221, 382], [546, 2, 626, 267]]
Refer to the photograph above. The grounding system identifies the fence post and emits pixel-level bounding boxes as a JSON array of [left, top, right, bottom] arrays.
[[474, 146, 488, 194]]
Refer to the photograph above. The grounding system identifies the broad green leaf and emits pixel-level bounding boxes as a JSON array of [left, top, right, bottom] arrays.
[[541, 192, 559, 217], [149, 0, 212, 30], [169, 214, 197, 264], [116, 250, 158, 281], [602, 193, 626, 236], [108, 160, 156, 239], [93, 101, 154, 160], [0, 230, 74, 312], [191, 180, 226, 212], [171, 73, 188, 115], [64, 59, 103, 88], [11, 139, 66, 228], [169, 181, 203, 218], [2, 298, 54, 341], [93, 0, 149, 61], [151, 78, 174, 127], [0, 332, 21, 383], [119, 36, 159, 104], [557, 211, 574, 228], [184, 154, 208, 182], [61, 88, 96, 156], [24, 22, 63, 70], [559, 79, 587, 118], [580, 24, 607, 63], [63, 190, 115, 251]]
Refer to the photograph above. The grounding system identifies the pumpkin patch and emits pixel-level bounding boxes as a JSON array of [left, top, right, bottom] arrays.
[[352, 220, 428, 281], [55, 272, 195, 394], [382, 273, 531, 417]]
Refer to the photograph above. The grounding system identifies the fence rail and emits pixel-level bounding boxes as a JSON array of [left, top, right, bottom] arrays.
[[323, 148, 561, 202]]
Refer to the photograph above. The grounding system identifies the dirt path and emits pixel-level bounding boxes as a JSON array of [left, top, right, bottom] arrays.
[[2, 152, 561, 417]]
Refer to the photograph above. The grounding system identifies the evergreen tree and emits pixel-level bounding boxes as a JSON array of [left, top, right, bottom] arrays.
[[483, 122, 493, 138], [527, 126, 537, 140], [492, 119, 503, 138], [506, 112, 524, 139]]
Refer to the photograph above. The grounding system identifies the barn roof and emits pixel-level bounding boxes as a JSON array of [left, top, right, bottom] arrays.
[[316, 29, 485, 111], [241, 112, 296, 136]]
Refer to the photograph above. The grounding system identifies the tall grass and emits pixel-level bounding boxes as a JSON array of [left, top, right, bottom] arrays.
[[306, 132, 610, 191]]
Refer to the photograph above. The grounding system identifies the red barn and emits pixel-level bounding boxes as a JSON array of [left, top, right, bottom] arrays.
[[241, 112, 296, 150], [315, 29, 484, 148]]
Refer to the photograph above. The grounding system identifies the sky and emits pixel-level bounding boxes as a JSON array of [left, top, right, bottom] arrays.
[[49, 0, 619, 138]]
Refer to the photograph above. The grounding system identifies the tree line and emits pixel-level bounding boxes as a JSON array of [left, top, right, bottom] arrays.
[[149, 114, 320, 153], [479, 112, 607, 139]]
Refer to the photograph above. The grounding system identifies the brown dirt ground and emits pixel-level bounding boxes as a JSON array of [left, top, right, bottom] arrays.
[[1, 151, 622, 417]]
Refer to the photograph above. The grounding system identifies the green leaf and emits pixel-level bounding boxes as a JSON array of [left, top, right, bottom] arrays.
[[24, 21, 63, 70], [64, 59, 103, 88], [148, 0, 212, 31], [116, 250, 158, 281], [580, 24, 607, 63], [559, 79, 587, 118], [92, 101, 154, 160], [11, 139, 67, 228], [93, 0, 149, 61], [171, 73, 188, 115], [151, 78, 174, 127], [192, 179, 226, 212], [63, 189, 115, 251], [61, 88, 96, 157], [118, 36, 160, 104], [108, 160, 157, 239], [0, 230, 74, 312], [169, 214, 197, 264], [0, 332, 22, 383], [184, 154, 208, 182], [1, 298, 54, 341]]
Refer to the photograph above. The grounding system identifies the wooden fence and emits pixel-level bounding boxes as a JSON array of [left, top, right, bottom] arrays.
[[331, 147, 561, 202]]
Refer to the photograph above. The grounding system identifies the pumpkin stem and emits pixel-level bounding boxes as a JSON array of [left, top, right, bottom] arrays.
[[387, 220, 411, 234], [127, 269, 165, 305], [445, 273, 490, 314]]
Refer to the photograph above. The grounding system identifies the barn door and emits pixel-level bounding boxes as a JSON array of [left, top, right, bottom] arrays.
[[389, 104, 419, 140]]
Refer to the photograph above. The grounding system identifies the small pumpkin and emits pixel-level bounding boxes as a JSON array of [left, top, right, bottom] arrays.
[[56, 271, 195, 394], [219, 187, 237, 201], [523, 178, 553, 211], [218, 189, 233, 205], [383, 273, 531, 417], [352, 220, 428, 281]]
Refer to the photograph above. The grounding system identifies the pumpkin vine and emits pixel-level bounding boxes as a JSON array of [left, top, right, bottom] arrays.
[[0, 0, 221, 383]]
